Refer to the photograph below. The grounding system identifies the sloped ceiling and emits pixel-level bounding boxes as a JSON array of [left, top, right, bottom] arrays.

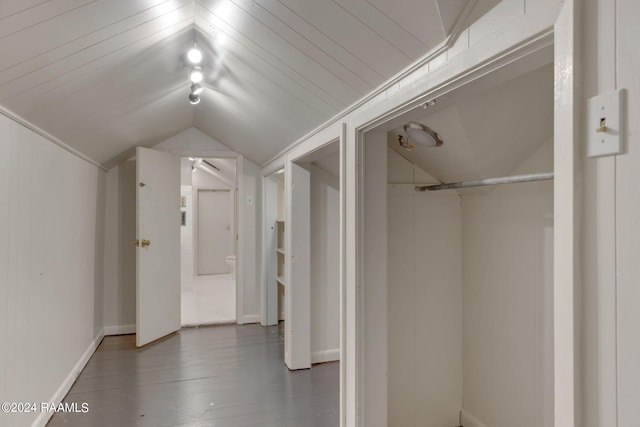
[[387, 63, 554, 186], [0, 0, 474, 168]]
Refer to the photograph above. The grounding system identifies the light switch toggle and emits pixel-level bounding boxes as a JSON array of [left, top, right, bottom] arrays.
[[587, 89, 625, 158]]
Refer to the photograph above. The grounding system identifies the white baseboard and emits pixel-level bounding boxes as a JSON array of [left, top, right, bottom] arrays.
[[32, 328, 105, 427], [242, 314, 261, 324], [311, 348, 340, 364], [103, 324, 136, 335], [460, 409, 489, 427]]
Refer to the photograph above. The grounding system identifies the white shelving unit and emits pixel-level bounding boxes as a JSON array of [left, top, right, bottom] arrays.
[[276, 220, 285, 320]]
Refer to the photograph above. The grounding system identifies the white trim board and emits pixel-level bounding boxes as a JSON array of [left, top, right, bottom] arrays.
[[460, 409, 489, 427], [242, 314, 261, 324], [104, 324, 136, 335], [311, 349, 340, 365], [32, 329, 105, 427], [347, 6, 578, 427], [0, 105, 107, 172]]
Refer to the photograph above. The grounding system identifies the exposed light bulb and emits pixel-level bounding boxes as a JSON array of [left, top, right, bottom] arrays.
[[191, 83, 203, 95], [189, 93, 200, 104], [187, 47, 202, 64], [190, 67, 203, 83]]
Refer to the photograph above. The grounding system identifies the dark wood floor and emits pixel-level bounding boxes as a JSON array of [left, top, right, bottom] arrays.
[[47, 323, 339, 427]]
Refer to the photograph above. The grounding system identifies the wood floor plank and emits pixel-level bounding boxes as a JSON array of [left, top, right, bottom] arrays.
[[47, 324, 339, 427]]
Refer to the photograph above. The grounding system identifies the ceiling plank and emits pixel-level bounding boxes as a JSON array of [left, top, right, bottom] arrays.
[[333, 0, 428, 60], [365, 0, 446, 47], [194, 15, 344, 114], [0, 8, 194, 108], [0, 0, 96, 38], [196, 0, 362, 105], [251, 0, 385, 87], [275, 0, 412, 76]]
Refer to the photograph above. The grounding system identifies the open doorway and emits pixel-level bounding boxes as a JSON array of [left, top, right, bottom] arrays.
[[180, 156, 237, 326]]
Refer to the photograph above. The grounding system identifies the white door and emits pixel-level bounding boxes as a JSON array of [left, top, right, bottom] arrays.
[[136, 147, 181, 347], [197, 189, 232, 275]]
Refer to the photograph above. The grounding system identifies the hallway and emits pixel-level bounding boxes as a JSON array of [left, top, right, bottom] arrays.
[[47, 324, 339, 427]]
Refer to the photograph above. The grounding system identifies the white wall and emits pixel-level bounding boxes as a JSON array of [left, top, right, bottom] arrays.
[[310, 164, 340, 364], [103, 160, 136, 331], [581, 1, 640, 426], [0, 113, 106, 427], [362, 132, 388, 425], [386, 139, 553, 427], [388, 187, 463, 427], [239, 158, 262, 322], [461, 139, 554, 427]]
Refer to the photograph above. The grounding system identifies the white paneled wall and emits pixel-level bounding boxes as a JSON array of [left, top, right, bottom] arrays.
[[103, 160, 136, 332], [386, 140, 553, 427], [310, 164, 340, 364], [239, 159, 262, 323], [461, 139, 554, 427], [0, 113, 105, 427], [388, 188, 463, 427]]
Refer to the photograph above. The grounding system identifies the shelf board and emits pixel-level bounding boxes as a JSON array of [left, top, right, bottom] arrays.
[[276, 248, 285, 254], [276, 275, 285, 286]]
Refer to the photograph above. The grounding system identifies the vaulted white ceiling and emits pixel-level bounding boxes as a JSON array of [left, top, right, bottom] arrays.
[[0, 0, 474, 167]]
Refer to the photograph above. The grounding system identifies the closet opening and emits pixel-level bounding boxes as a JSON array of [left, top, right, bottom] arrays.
[[360, 51, 557, 426], [284, 139, 342, 371]]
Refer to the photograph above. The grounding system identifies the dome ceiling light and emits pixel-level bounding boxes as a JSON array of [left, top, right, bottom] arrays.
[[398, 122, 443, 151]]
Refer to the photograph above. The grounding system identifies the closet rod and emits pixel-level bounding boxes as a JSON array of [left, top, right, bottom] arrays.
[[415, 172, 554, 192]]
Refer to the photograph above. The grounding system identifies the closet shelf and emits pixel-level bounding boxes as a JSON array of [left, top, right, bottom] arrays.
[[277, 275, 286, 286], [276, 248, 285, 254]]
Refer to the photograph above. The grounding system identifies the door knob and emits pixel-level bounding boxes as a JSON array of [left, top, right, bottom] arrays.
[[135, 239, 140, 247], [141, 239, 151, 247]]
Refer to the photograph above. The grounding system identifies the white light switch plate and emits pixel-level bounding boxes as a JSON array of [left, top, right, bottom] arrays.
[[587, 89, 625, 158]]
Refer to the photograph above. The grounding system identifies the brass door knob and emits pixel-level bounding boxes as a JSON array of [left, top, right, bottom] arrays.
[[135, 239, 140, 247], [141, 239, 151, 247]]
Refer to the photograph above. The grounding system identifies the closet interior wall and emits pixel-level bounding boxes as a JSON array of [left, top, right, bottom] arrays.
[[387, 138, 554, 427]]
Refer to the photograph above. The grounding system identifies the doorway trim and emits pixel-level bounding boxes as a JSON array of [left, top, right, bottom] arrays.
[[345, 2, 579, 426]]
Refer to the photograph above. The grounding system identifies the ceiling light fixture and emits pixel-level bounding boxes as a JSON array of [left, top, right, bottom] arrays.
[[189, 93, 200, 105], [399, 122, 443, 151], [187, 46, 202, 64], [191, 83, 203, 95], [190, 66, 203, 83]]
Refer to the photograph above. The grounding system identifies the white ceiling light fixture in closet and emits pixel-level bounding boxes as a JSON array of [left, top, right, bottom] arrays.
[[398, 122, 443, 151]]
